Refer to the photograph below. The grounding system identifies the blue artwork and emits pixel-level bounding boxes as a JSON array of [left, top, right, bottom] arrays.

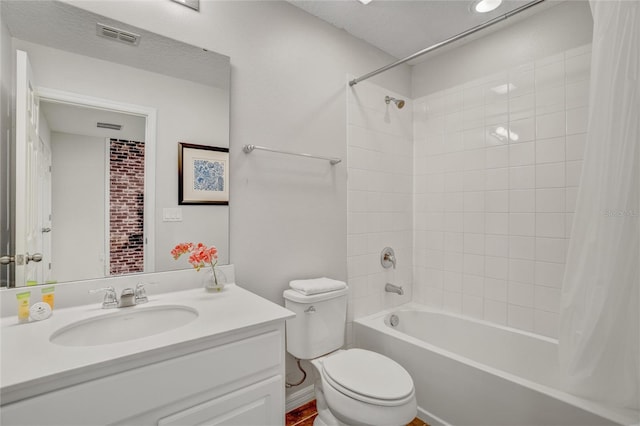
[[193, 159, 225, 192]]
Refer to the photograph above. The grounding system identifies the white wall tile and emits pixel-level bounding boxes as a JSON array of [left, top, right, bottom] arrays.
[[485, 168, 509, 190], [485, 145, 509, 169], [509, 189, 535, 212], [565, 52, 591, 83], [509, 93, 535, 121], [444, 232, 464, 252], [463, 274, 484, 296], [509, 166, 536, 189], [462, 294, 484, 319], [464, 233, 485, 254], [566, 106, 589, 135], [536, 137, 565, 164], [534, 310, 559, 338], [566, 133, 586, 161], [485, 278, 508, 302], [412, 43, 591, 335], [509, 213, 535, 236], [464, 254, 485, 276], [509, 63, 535, 97], [485, 256, 509, 280], [509, 236, 535, 260], [508, 305, 534, 331], [536, 213, 565, 238], [485, 235, 509, 257], [509, 118, 535, 143], [536, 162, 565, 188], [535, 60, 565, 90], [485, 213, 509, 235], [536, 111, 566, 139], [484, 299, 508, 324], [535, 261, 565, 288], [536, 87, 565, 115], [443, 271, 463, 292], [485, 190, 509, 212], [509, 142, 535, 166], [565, 187, 578, 212], [509, 259, 535, 284], [536, 188, 565, 212], [508, 281, 534, 307], [464, 191, 485, 212], [566, 80, 589, 109], [566, 160, 583, 187], [443, 291, 462, 313], [534, 285, 561, 312], [535, 237, 566, 263]]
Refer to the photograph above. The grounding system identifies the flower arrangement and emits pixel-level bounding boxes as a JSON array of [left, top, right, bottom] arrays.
[[171, 242, 220, 286]]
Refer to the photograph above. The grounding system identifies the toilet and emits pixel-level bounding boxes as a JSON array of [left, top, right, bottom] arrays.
[[284, 287, 417, 426]]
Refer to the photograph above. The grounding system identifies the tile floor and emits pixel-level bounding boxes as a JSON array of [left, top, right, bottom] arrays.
[[285, 400, 429, 426]]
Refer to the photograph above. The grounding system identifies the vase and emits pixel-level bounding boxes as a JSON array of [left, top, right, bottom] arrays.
[[202, 266, 225, 292]]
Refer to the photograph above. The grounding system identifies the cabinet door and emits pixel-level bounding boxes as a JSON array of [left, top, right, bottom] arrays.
[[157, 375, 283, 426]]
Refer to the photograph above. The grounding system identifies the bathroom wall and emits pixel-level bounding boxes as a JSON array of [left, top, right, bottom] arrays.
[[347, 80, 413, 336], [63, 0, 412, 306], [412, 1, 593, 337]]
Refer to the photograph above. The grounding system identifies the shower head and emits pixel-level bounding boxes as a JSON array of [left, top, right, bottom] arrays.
[[385, 96, 405, 109]]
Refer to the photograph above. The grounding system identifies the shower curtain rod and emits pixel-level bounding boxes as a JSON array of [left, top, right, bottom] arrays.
[[349, 0, 546, 87]]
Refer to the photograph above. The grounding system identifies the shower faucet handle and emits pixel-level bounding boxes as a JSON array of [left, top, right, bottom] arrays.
[[381, 247, 396, 269]]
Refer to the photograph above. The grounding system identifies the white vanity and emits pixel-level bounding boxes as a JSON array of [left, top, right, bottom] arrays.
[[0, 268, 294, 425]]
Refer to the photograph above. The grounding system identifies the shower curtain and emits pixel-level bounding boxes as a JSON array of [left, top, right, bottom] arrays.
[[559, 0, 639, 410]]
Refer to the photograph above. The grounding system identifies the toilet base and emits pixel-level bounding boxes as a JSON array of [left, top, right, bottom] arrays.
[[313, 380, 346, 426]]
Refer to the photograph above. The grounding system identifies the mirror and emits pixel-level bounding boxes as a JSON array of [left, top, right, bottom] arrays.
[[0, 0, 231, 288]]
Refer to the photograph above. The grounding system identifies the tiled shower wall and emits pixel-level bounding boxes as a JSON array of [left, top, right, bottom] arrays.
[[347, 80, 413, 337], [413, 45, 591, 337]]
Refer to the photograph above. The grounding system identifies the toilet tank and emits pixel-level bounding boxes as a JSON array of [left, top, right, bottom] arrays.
[[283, 287, 348, 360]]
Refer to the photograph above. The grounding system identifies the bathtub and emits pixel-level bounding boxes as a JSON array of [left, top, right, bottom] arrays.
[[354, 304, 639, 426]]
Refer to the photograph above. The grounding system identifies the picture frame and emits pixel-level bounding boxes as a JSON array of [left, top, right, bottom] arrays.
[[178, 142, 229, 205]]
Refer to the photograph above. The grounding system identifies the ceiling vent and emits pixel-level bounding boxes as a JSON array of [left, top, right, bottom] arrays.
[[96, 23, 140, 46], [97, 122, 122, 131]]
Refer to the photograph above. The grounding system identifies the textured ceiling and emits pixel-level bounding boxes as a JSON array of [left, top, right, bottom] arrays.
[[1, 0, 230, 90], [288, 0, 553, 63]]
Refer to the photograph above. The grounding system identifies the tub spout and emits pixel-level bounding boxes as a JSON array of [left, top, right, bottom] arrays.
[[385, 283, 404, 295]]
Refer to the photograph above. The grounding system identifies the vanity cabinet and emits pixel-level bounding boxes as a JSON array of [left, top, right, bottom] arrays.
[[1, 325, 286, 426]]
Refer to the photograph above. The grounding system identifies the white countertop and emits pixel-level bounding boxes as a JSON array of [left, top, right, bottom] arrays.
[[1, 283, 294, 404]]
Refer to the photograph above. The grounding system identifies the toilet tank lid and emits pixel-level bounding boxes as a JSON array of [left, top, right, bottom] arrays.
[[283, 287, 348, 303]]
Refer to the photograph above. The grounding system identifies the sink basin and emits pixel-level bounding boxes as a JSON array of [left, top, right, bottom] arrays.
[[50, 305, 199, 347]]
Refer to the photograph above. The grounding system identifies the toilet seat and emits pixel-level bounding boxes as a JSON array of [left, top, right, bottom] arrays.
[[321, 349, 414, 407]]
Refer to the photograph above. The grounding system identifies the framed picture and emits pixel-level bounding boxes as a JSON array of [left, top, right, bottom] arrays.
[[178, 142, 229, 205]]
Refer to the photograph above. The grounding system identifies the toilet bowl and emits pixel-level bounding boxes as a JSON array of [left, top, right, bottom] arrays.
[[311, 349, 417, 426]]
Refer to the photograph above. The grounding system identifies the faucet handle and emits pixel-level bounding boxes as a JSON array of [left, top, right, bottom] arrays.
[[381, 247, 397, 269], [134, 282, 149, 304], [89, 286, 118, 309]]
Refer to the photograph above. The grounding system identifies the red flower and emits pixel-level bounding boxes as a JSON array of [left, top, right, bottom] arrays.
[[172, 242, 219, 271]]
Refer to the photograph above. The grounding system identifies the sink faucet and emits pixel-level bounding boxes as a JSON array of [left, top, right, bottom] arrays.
[[385, 283, 404, 295], [89, 284, 150, 309], [119, 288, 136, 307]]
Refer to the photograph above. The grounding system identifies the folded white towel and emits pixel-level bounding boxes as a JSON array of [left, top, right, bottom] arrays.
[[289, 277, 347, 295]]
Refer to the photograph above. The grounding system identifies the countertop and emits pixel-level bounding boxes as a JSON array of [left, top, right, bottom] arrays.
[[1, 283, 294, 404]]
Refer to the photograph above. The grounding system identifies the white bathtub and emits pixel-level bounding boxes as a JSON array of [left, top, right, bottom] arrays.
[[354, 304, 639, 426]]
